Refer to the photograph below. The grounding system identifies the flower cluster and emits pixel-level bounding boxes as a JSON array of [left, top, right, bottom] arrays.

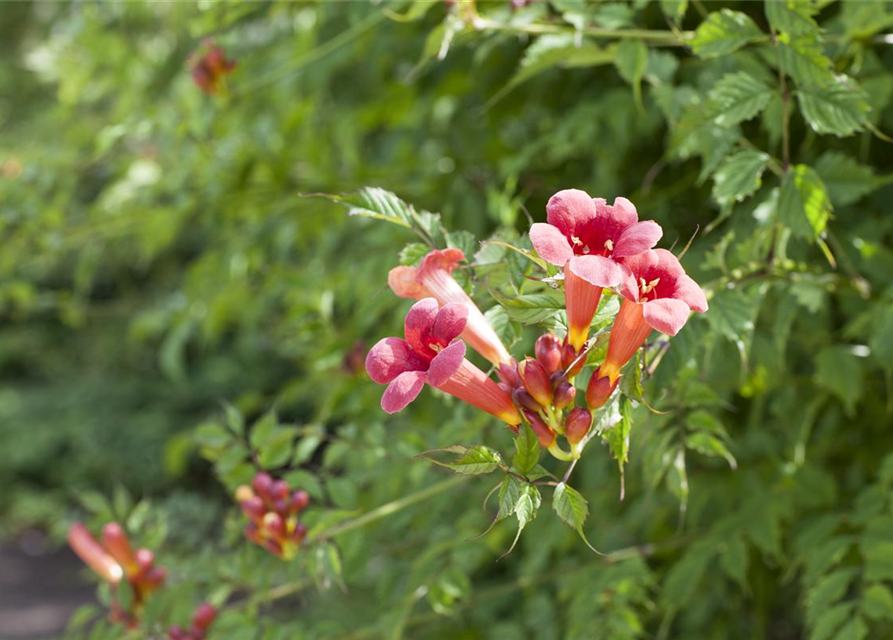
[[67, 522, 167, 627], [236, 472, 310, 560], [168, 603, 217, 640], [366, 188, 707, 462], [190, 40, 236, 95]]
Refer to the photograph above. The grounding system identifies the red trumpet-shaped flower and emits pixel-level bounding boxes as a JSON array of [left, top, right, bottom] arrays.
[[190, 40, 236, 95], [67, 522, 167, 627], [366, 298, 520, 426], [168, 602, 217, 640], [598, 249, 708, 385], [388, 249, 512, 366], [530, 189, 662, 350]]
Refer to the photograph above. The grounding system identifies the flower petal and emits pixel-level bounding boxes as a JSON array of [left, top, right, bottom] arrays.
[[530, 223, 573, 266], [568, 255, 622, 288], [546, 189, 597, 237], [610, 197, 639, 227], [617, 263, 640, 302], [642, 298, 691, 336], [673, 274, 709, 313], [428, 340, 466, 387], [381, 370, 427, 413], [613, 220, 663, 259], [404, 298, 440, 354], [387, 266, 430, 300], [652, 248, 686, 279], [432, 303, 468, 344], [365, 337, 427, 384], [417, 248, 464, 279]]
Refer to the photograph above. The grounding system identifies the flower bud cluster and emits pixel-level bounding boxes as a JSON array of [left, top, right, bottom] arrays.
[[168, 603, 217, 640], [501, 333, 595, 460], [237, 472, 309, 560], [67, 522, 167, 627]]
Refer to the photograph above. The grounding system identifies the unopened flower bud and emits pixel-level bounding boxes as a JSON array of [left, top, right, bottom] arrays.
[[135, 548, 154, 572], [191, 603, 217, 631], [271, 479, 290, 501], [244, 522, 263, 544], [235, 484, 255, 503], [264, 539, 284, 557], [512, 387, 542, 412], [535, 334, 562, 374], [262, 512, 286, 540], [497, 382, 512, 396], [522, 410, 556, 448], [252, 472, 274, 500], [142, 566, 167, 589], [168, 624, 187, 640], [565, 407, 593, 444], [553, 381, 576, 409], [273, 499, 290, 518], [290, 490, 310, 513], [240, 496, 265, 521], [519, 358, 552, 407], [101, 523, 137, 572], [292, 521, 308, 543], [562, 343, 587, 376], [497, 360, 520, 388], [586, 369, 619, 409]]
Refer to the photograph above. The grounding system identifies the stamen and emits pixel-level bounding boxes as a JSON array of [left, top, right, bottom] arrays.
[[604, 239, 614, 252], [571, 235, 583, 247]]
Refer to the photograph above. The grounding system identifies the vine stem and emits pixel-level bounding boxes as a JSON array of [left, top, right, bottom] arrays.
[[473, 17, 692, 45], [312, 476, 466, 541]]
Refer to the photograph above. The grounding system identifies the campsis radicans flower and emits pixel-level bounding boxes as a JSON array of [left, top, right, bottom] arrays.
[[530, 189, 662, 351], [67, 522, 167, 626], [588, 249, 708, 407], [366, 298, 521, 426], [387, 248, 512, 366], [190, 40, 236, 95], [237, 472, 309, 560], [168, 603, 217, 640]]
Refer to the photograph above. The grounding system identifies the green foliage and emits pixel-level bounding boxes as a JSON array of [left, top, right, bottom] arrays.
[[3, 1, 893, 639]]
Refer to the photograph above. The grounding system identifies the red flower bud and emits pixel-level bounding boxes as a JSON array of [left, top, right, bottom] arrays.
[[262, 512, 286, 540], [273, 499, 290, 518], [586, 369, 619, 409], [562, 342, 587, 377], [522, 410, 556, 448], [234, 484, 254, 503], [271, 479, 290, 501], [252, 472, 274, 500], [67, 523, 123, 584], [240, 496, 265, 521], [101, 523, 138, 573], [244, 522, 263, 544], [565, 407, 593, 444], [191, 603, 217, 631], [168, 624, 187, 640], [142, 566, 167, 589], [263, 539, 284, 557], [512, 387, 542, 413], [519, 358, 552, 407], [135, 548, 155, 572], [290, 490, 310, 513], [535, 334, 562, 374], [553, 381, 576, 409], [497, 360, 520, 388], [292, 521, 308, 543]]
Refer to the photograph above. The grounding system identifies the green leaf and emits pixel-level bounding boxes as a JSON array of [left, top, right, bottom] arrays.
[[862, 583, 893, 621], [814, 152, 878, 206], [399, 242, 428, 266], [323, 187, 443, 243], [708, 72, 775, 127], [778, 164, 832, 239], [831, 617, 868, 640], [480, 240, 547, 271], [862, 540, 893, 582], [484, 305, 519, 349], [497, 475, 525, 522], [765, 0, 819, 36], [490, 288, 564, 325], [552, 482, 601, 552], [249, 410, 278, 449], [660, 0, 687, 23], [712, 150, 772, 206], [720, 536, 749, 591], [662, 541, 715, 607], [445, 445, 504, 475], [806, 569, 858, 626], [685, 431, 737, 469], [605, 396, 632, 479], [257, 427, 298, 468], [614, 40, 647, 108], [814, 346, 863, 416], [501, 484, 541, 558], [512, 424, 540, 476], [690, 9, 764, 58], [777, 32, 834, 86], [810, 603, 854, 640], [798, 80, 871, 137]]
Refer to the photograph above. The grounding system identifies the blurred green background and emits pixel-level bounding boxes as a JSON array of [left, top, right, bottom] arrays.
[[3, 1, 893, 639]]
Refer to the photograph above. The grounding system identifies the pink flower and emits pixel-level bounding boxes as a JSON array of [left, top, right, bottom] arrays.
[[387, 248, 512, 366], [530, 189, 663, 350], [366, 298, 520, 426], [597, 249, 708, 385]]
